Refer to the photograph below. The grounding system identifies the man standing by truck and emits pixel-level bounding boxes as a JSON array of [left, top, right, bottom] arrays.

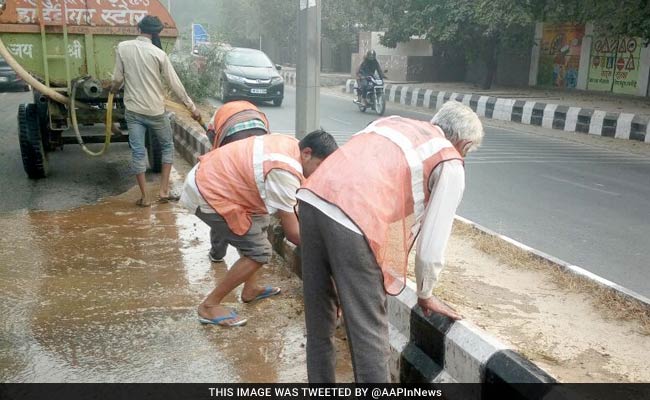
[[111, 15, 201, 207]]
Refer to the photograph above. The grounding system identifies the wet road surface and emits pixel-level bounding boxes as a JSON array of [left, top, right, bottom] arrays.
[[0, 90, 133, 213], [0, 184, 353, 382]]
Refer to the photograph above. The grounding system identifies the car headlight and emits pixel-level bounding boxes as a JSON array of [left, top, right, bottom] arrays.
[[225, 73, 246, 83], [271, 76, 284, 84]]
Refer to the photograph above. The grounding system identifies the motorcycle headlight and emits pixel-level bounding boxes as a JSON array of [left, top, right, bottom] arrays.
[[225, 73, 246, 83], [271, 76, 284, 84]]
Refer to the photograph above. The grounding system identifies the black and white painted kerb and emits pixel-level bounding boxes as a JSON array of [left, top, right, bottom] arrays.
[[169, 115, 557, 386], [266, 229, 557, 389], [345, 79, 650, 143], [170, 116, 210, 165]]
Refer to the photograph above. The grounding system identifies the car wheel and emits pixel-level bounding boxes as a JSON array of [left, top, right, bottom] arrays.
[[273, 97, 283, 107]]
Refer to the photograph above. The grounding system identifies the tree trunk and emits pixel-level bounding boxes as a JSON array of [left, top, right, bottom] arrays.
[[481, 36, 499, 90]]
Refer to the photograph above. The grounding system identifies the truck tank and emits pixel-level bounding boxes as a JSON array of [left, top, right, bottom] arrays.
[[0, 0, 181, 178]]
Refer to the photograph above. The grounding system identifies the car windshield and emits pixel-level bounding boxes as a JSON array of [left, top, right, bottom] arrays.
[[0, 56, 8, 67], [226, 50, 273, 68]]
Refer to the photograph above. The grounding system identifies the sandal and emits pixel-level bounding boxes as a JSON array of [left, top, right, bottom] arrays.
[[158, 194, 181, 203], [135, 198, 151, 207], [242, 286, 282, 304], [198, 310, 248, 327]]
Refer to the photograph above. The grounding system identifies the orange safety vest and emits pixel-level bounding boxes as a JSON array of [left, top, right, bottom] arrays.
[[208, 100, 270, 148], [196, 134, 304, 236], [302, 116, 463, 295]]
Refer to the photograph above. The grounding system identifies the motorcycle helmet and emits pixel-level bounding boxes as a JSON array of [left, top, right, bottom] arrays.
[[366, 49, 376, 61]]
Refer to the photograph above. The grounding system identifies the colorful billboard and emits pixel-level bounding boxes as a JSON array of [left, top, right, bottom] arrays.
[[588, 36, 642, 95], [537, 24, 585, 89]]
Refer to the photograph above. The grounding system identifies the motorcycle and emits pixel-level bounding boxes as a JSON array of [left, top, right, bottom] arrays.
[[353, 75, 386, 115]]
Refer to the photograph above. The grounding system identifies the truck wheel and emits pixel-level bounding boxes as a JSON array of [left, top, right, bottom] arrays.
[[145, 129, 162, 173], [18, 103, 49, 179], [33, 91, 54, 151]]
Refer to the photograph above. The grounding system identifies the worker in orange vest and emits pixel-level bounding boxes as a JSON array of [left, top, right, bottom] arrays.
[[180, 130, 338, 327], [296, 101, 485, 382], [206, 100, 270, 149], [205, 100, 271, 264]]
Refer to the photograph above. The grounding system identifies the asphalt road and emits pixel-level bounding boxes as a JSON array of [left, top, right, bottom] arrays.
[[0, 90, 135, 212], [213, 86, 650, 298], [3, 86, 649, 297]]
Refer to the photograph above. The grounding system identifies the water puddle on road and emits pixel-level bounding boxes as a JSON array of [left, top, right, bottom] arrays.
[[0, 188, 353, 382]]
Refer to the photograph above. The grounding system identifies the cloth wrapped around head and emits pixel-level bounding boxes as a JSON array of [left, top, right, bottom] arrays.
[[138, 15, 164, 49]]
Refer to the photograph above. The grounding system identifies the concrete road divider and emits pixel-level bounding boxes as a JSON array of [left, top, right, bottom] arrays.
[[343, 79, 650, 143]]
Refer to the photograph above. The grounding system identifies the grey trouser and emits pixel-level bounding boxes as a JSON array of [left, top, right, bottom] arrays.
[[196, 209, 272, 264], [298, 201, 390, 383]]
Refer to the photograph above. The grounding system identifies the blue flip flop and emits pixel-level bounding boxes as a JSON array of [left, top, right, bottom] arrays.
[[242, 286, 282, 304], [198, 310, 248, 327]]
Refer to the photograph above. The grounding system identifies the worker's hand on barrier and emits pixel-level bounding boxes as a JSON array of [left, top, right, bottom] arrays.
[[418, 295, 462, 320], [191, 109, 202, 122]]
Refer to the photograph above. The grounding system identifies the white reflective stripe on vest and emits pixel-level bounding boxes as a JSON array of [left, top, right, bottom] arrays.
[[360, 125, 426, 218], [357, 122, 452, 219], [263, 153, 303, 175], [415, 137, 454, 161], [252, 136, 266, 200]]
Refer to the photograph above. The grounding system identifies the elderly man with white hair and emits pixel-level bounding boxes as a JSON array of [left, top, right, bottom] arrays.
[[296, 100, 484, 383]]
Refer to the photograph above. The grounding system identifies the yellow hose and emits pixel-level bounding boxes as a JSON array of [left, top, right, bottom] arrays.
[[70, 79, 112, 156]]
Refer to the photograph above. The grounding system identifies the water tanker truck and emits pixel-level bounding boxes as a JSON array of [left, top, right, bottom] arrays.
[[0, 0, 178, 178]]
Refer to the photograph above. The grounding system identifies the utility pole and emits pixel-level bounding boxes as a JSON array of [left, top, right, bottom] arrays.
[[295, 0, 320, 139]]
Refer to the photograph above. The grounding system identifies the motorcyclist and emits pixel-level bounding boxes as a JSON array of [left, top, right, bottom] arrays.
[[356, 49, 385, 105]]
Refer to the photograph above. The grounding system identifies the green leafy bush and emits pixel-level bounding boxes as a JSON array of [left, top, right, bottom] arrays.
[[171, 45, 227, 102]]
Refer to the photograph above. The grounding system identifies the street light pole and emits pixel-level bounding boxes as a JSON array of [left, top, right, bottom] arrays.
[[295, 0, 320, 139]]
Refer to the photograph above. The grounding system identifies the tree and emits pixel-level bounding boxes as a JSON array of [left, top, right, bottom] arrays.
[[545, 0, 650, 43], [365, 0, 541, 89], [208, 0, 383, 67]]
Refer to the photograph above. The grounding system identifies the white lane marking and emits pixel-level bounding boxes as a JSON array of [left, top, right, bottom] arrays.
[[540, 174, 621, 196], [327, 116, 352, 125]]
